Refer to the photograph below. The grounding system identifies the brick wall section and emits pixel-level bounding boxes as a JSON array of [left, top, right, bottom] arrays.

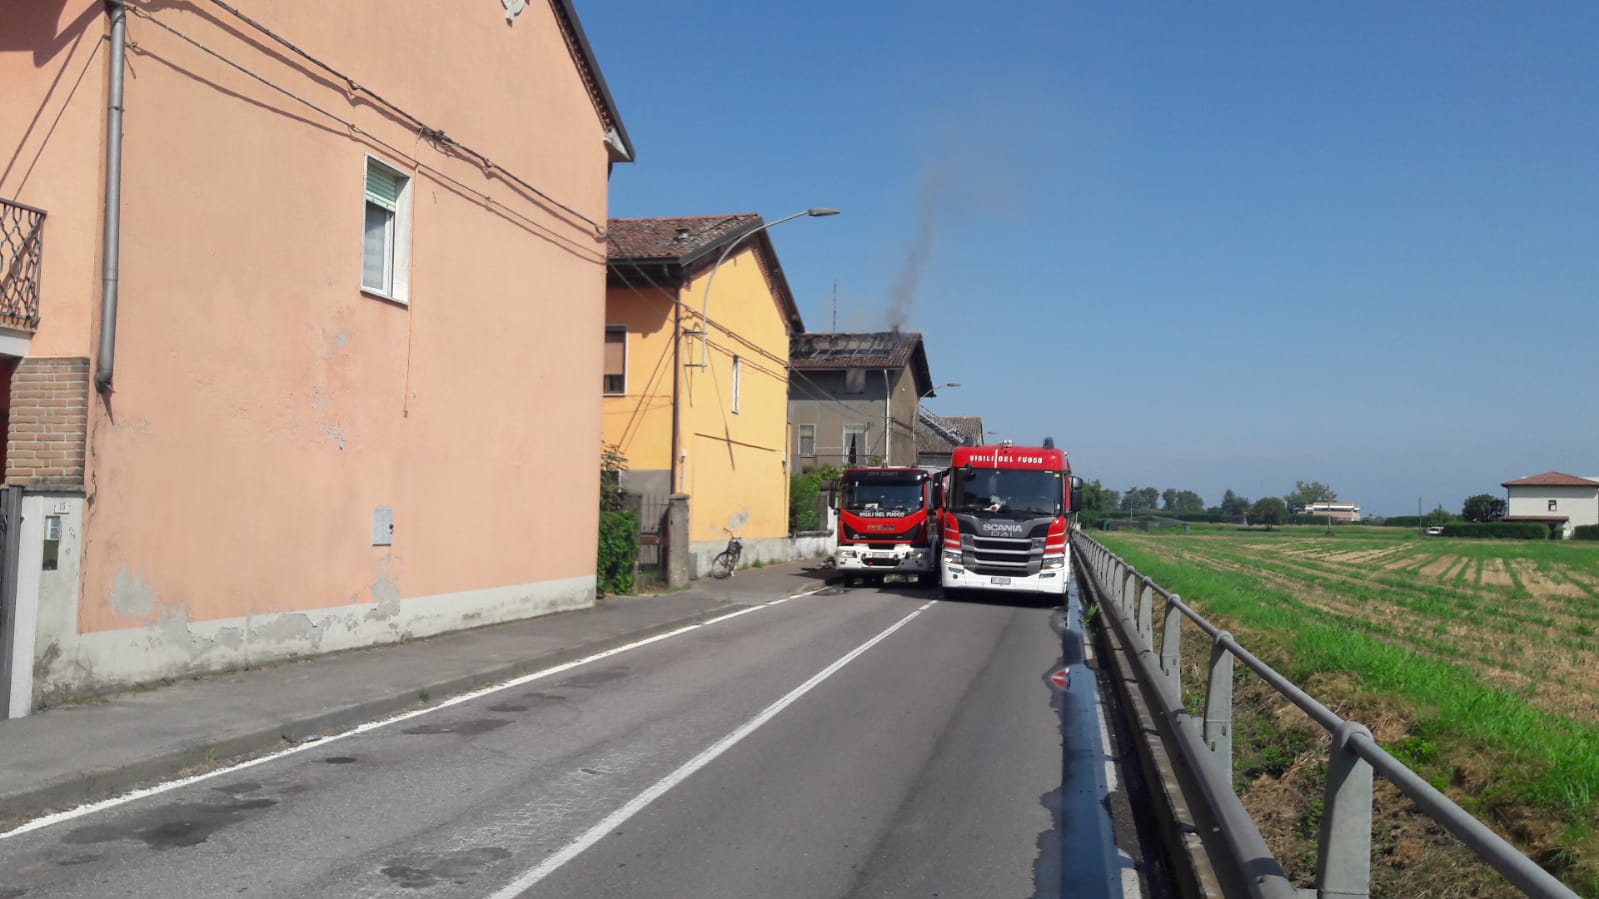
[[6, 356, 90, 489]]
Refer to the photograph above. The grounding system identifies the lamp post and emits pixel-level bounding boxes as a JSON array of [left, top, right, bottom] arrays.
[[920, 381, 960, 400], [674, 207, 838, 494], [695, 207, 839, 369]]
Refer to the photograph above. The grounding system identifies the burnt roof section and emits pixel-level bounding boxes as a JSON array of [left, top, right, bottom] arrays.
[[790, 331, 934, 398], [608, 214, 761, 264], [1501, 471, 1599, 488], [607, 214, 802, 331], [550, 0, 635, 163]]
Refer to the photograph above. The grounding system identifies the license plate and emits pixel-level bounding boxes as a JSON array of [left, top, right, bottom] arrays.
[[990, 576, 1011, 585], [871, 552, 897, 560]]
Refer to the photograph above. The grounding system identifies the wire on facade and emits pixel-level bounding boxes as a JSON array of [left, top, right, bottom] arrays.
[[125, 7, 605, 266], [202, 0, 605, 236]]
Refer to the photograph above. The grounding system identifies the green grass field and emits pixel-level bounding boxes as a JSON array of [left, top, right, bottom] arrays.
[[1092, 526, 1599, 897]]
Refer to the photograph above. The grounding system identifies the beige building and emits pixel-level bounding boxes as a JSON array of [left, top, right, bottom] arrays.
[[1, 0, 632, 710], [1501, 471, 1599, 539]]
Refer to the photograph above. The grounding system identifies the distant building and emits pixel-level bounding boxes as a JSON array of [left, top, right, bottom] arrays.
[[788, 331, 934, 469], [914, 409, 985, 467], [1500, 471, 1599, 539], [1298, 502, 1362, 522]]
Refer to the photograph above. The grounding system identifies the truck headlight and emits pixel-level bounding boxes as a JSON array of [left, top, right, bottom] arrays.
[[1041, 556, 1065, 571]]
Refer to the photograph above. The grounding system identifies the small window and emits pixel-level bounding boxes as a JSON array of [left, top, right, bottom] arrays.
[[843, 424, 868, 465], [845, 369, 866, 394], [798, 424, 815, 456], [731, 355, 741, 413], [1549, 499, 1559, 512], [603, 326, 627, 395], [362, 157, 412, 302]]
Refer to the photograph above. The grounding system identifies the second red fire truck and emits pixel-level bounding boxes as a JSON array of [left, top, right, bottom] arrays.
[[832, 466, 939, 584]]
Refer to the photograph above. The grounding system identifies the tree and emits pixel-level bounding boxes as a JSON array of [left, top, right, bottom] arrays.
[[1285, 480, 1338, 510], [1170, 490, 1206, 515], [1424, 505, 1455, 527], [1161, 488, 1179, 512], [1249, 497, 1289, 530], [1461, 493, 1507, 523], [1121, 486, 1159, 513], [1078, 479, 1115, 514], [1219, 489, 1251, 521]]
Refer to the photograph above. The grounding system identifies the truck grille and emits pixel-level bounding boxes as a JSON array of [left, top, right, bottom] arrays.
[[963, 534, 1043, 577]]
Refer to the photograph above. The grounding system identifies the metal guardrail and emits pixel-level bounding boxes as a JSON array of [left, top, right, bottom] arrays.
[[1072, 531, 1578, 899], [0, 199, 45, 332]]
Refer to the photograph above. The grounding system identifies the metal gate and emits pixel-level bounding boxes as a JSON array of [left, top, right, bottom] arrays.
[[0, 486, 25, 718], [633, 494, 670, 585]]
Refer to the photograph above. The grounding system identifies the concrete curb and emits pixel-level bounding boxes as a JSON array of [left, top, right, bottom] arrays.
[[0, 601, 739, 829]]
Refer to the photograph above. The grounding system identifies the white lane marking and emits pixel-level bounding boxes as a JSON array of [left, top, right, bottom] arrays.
[[1, 592, 829, 841], [486, 599, 939, 899]]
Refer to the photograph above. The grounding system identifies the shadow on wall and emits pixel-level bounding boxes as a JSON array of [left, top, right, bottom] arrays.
[[0, 0, 98, 60]]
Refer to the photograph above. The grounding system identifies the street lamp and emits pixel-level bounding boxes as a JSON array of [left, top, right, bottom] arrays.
[[695, 208, 839, 368], [920, 381, 959, 400]]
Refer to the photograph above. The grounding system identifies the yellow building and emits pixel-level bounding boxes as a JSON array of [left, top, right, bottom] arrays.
[[605, 215, 806, 576]]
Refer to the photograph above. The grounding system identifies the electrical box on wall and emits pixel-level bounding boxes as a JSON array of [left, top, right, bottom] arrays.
[[372, 507, 394, 546]]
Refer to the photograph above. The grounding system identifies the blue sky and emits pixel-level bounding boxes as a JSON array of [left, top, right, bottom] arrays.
[[581, 2, 1598, 517]]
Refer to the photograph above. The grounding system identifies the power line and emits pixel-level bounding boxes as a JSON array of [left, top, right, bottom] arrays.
[[125, 7, 606, 264], [202, 0, 605, 235]]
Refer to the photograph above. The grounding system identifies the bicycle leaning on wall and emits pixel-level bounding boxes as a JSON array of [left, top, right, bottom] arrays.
[[710, 530, 743, 579]]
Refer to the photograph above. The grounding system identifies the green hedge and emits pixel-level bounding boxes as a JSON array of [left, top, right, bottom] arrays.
[[1438, 522, 1550, 540], [597, 510, 639, 595], [1574, 525, 1599, 541], [1377, 516, 1423, 528], [790, 473, 824, 531]]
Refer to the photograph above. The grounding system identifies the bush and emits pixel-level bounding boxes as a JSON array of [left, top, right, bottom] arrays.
[[1573, 525, 1599, 541], [789, 464, 840, 533], [790, 473, 822, 531], [1438, 521, 1550, 540], [597, 510, 639, 595]]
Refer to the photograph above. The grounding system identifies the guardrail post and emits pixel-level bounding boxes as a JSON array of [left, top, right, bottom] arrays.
[[1137, 579, 1154, 644], [1316, 722, 1374, 898], [1161, 594, 1182, 696], [1120, 566, 1135, 616], [1203, 632, 1234, 780]]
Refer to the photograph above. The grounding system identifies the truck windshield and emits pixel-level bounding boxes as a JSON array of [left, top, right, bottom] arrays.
[[842, 479, 924, 516], [949, 469, 1062, 517]]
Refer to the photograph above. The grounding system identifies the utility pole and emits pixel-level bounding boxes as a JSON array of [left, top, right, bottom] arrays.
[[831, 280, 837, 331]]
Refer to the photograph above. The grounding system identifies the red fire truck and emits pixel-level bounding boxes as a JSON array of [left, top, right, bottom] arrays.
[[938, 439, 1082, 597], [832, 466, 939, 584]]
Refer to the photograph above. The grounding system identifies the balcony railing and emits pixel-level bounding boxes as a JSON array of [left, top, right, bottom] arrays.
[[0, 199, 46, 332]]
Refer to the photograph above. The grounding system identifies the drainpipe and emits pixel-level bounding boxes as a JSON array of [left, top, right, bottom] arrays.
[[95, 0, 127, 393], [671, 298, 681, 492], [882, 369, 891, 465]]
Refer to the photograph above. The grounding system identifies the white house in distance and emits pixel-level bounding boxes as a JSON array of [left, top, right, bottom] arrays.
[[1501, 471, 1599, 539]]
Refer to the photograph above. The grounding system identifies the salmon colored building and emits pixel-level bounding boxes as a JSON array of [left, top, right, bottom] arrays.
[[0, 0, 633, 711], [604, 215, 814, 576]]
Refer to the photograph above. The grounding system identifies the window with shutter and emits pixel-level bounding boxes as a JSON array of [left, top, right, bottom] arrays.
[[362, 157, 412, 302], [603, 327, 627, 394]]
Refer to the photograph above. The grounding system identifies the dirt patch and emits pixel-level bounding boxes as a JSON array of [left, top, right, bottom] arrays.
[[1509, 559, 1589, 600], [1419, 555, 1459, 581], [1480, 559, 1515, 589]]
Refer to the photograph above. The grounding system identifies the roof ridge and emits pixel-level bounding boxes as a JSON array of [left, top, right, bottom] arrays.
[[608, 213, 760, 224]]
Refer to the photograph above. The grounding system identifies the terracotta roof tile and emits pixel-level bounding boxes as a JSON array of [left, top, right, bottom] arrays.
[[1500, 471, 1599, 488], [607, 214, 760, 262]]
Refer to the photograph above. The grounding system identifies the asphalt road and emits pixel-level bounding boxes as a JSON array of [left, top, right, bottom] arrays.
[[0, 579, 1129, 898]]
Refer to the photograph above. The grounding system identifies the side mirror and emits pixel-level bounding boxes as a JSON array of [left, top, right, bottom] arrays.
[[828, 482, 840, 511], [1069, 476, 1084, 514]]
